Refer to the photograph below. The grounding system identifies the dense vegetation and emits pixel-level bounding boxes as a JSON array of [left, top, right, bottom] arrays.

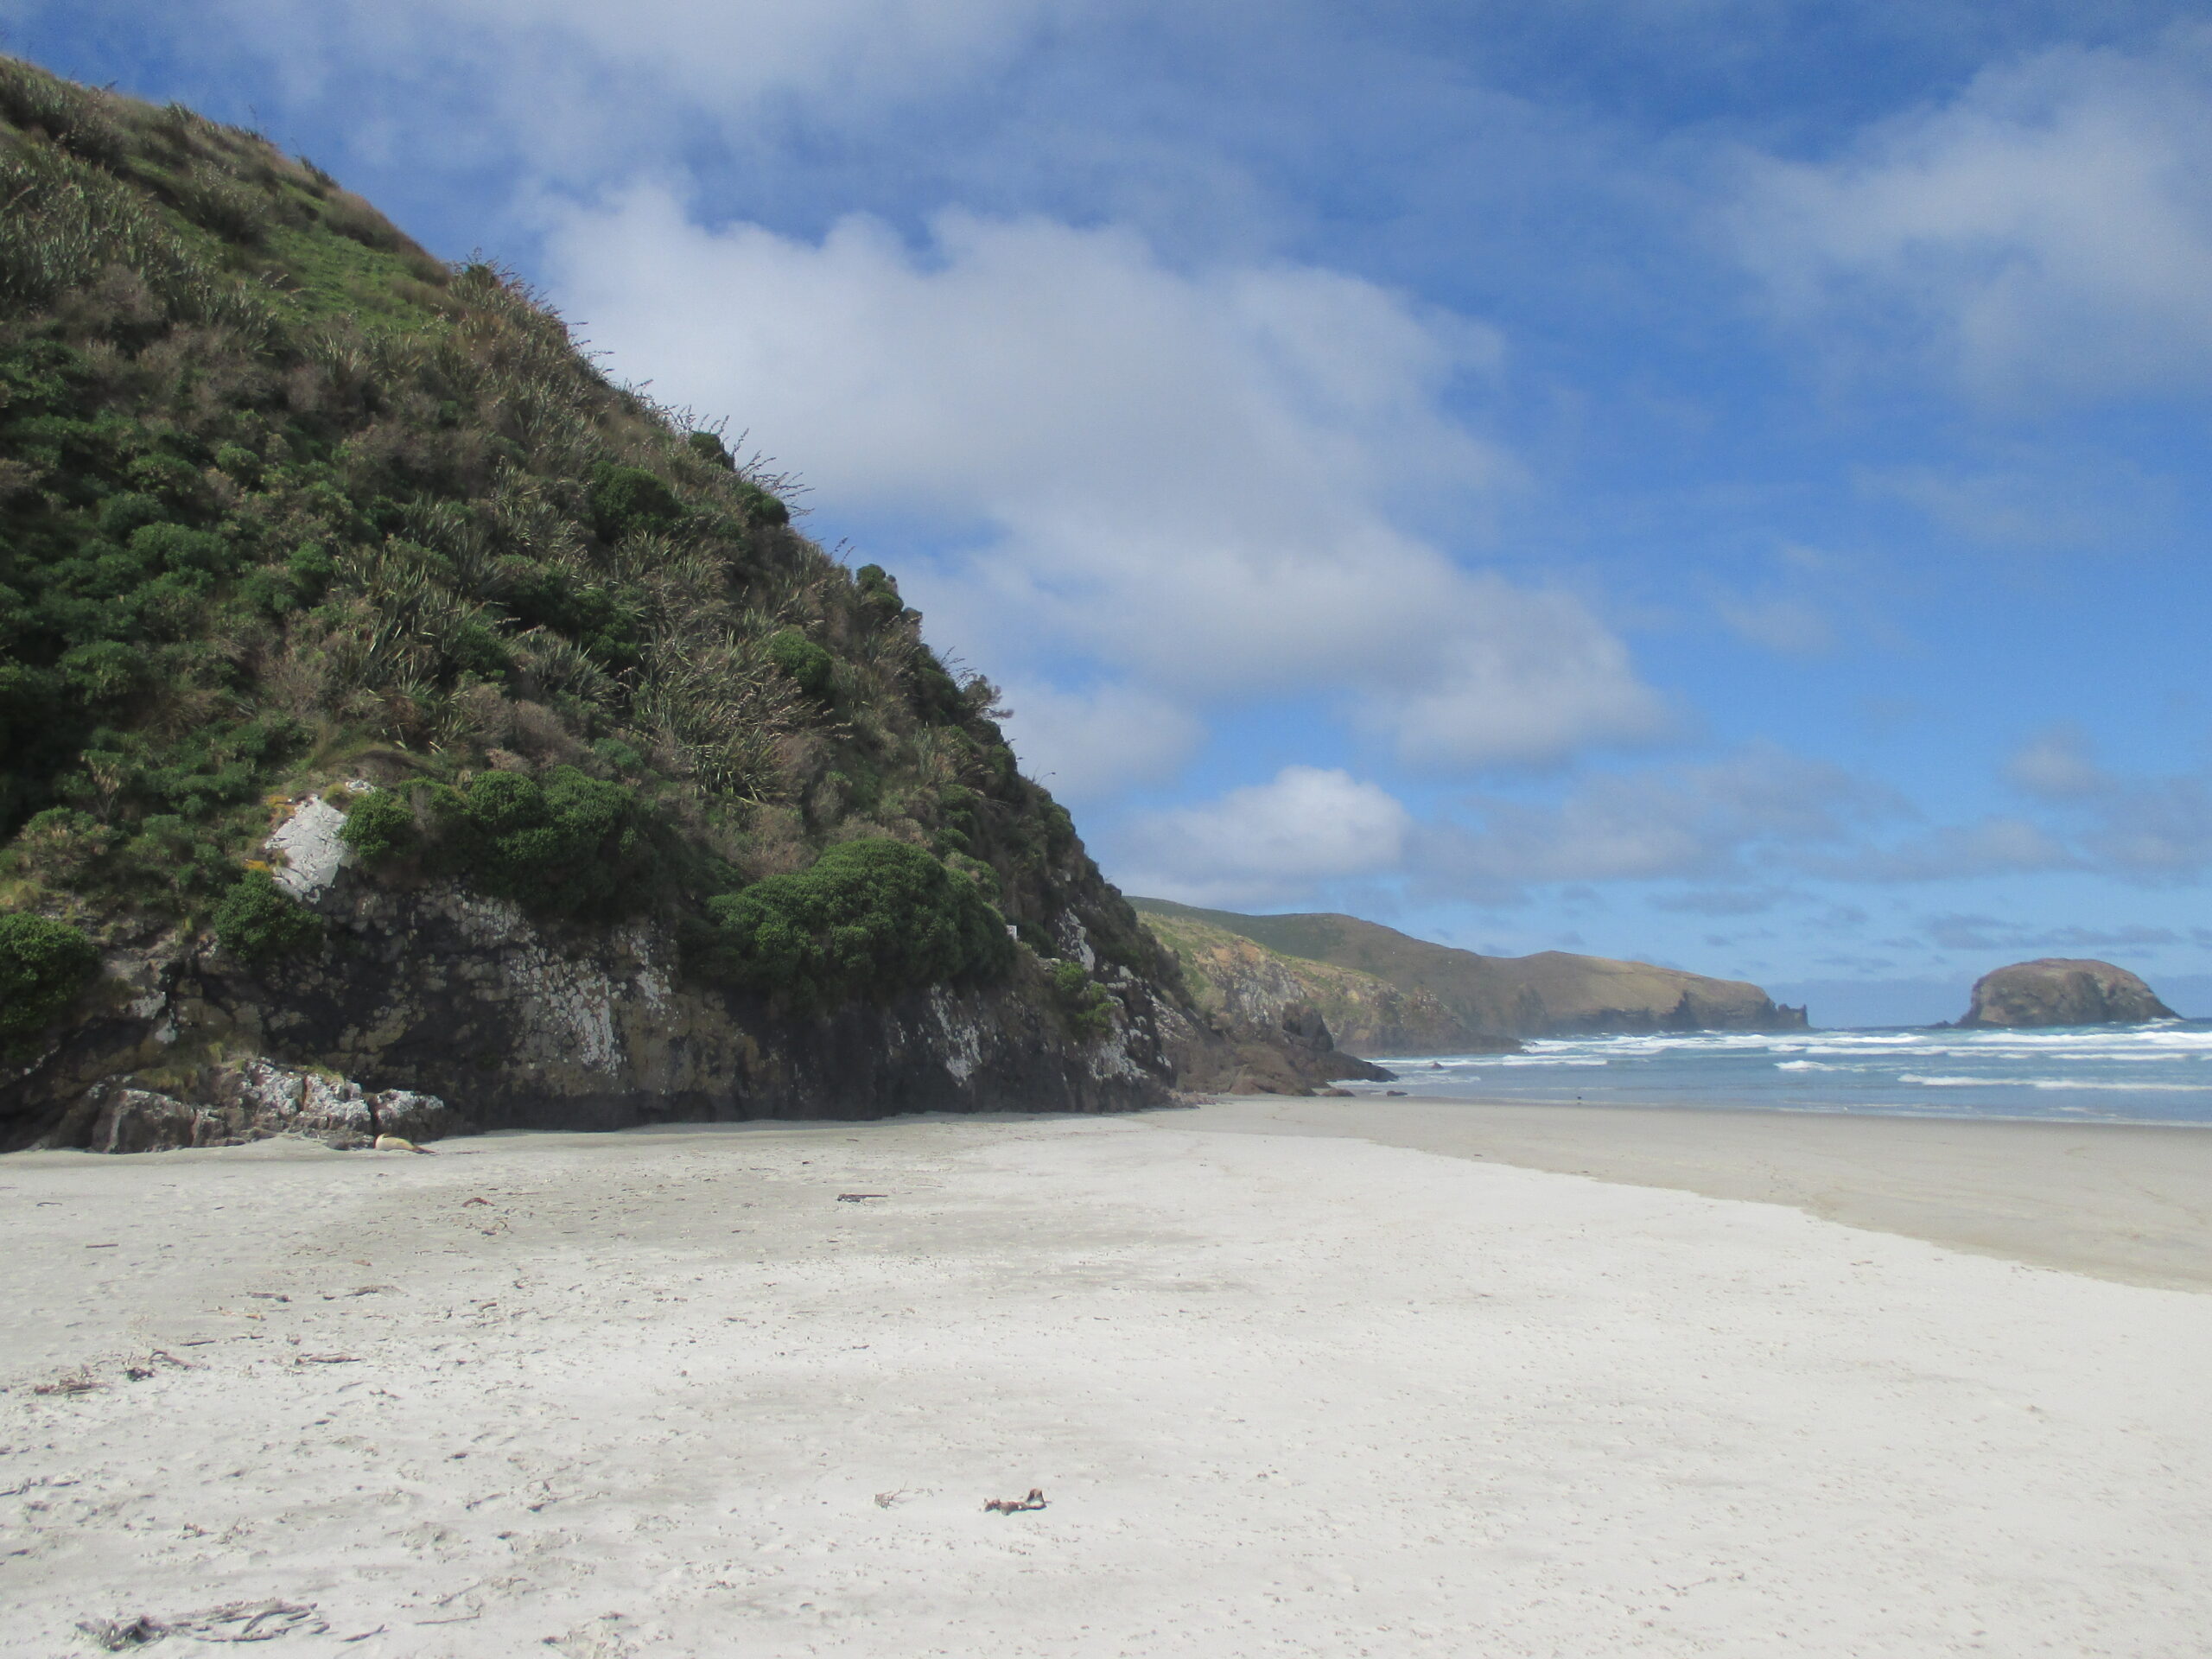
[[0, 55, 1174, 1037], [0, 911, 98, 1048], [699, 837, 1014, 1007]]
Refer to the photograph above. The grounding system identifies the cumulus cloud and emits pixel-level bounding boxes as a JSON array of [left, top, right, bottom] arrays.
[[1113, 766, 1412, 907], [1646, 886, 1797, 916], [2083, 772, 2212, 878], [543, 191, 1668, 771], [1118, 743, 2190, 915], [1733, 27, 2212, 401], [205, 0, 1072, 173], [1430, 744, 1897, 888], [994, 680, 1201, 804], [1811, 816, 2076, 881], [2005, 723, 2112, 800], [1921, 913, 2204, 953], [1713, 594, 1834, 658], [1863, 460, 2172, 552], [1990, 732, 2212, 879]]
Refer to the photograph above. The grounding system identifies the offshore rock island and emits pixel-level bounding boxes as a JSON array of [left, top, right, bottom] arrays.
[[1957, 958, 2177, 1029]]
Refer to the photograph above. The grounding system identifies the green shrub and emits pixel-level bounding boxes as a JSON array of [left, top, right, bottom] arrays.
[[95, 492, 168, 540], [14, 809, 116, 886], [703, 838, 1013, 1007], [212, 870, 322, 962], [130, 521, 238, 579], [737, 481, 789, 528], [0, 912, 99, 1046], [766, 627, 833, 698], [589, 463, 681, 538], [57, 640, 140, 700], [337, 787, 418, 863], [854, 563, 901, 614], [213, 442, 263, 486], [1048, 958, 1115, 1040], [686, 430, 735, 472], [346, 769, 656, 918]]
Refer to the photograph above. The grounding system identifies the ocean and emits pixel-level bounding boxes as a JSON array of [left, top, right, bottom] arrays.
[[1336, 1020, 2212, 1125]]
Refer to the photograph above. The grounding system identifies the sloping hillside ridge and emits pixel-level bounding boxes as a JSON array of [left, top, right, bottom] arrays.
[[0, 57, 1315, 1148], [1131, 899, 1808, 1046], [1141, 908, 1522, 1062]]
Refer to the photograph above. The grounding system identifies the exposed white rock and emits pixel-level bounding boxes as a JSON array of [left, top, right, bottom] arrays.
[[931, 988, 985, 1083], [264, 792, 356, 900]]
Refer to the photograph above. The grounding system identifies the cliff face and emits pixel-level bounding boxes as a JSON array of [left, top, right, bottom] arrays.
[[1958, 959, 2177, 1029], [1142, 910, 1519, 1061], [8, 863, 1203, 1151], [0, 58, 1338, 1147], [1132, 899, 1808, 1046]]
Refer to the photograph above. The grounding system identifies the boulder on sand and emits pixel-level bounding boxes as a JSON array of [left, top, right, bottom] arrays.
[[1957, 959, 2177, 1029]]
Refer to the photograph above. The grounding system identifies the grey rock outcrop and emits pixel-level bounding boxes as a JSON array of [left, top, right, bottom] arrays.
[[3, 863, 1349, 1152], [47, 1060, 454, 1153], [1957, 959, 2177, 1029], [1165, 995, 1393, 1096]]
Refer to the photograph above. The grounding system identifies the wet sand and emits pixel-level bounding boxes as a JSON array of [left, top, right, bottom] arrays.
[[3, 1107, 2209, 1656], [1172, 1094, 2212, 1291]]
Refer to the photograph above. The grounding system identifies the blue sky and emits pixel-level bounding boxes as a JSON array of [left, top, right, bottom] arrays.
[[10, 0, 2211, 1024]]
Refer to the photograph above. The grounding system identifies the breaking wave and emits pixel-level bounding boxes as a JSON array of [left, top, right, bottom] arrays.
[[1342, 1019, 2212, 1124]]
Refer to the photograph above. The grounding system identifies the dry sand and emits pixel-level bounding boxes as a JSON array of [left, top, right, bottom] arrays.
[[3, 1103, 2209, 1656]]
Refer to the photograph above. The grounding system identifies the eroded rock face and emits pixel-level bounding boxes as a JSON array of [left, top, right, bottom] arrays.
[[2, 866, 1340, 1151], [1958, 959, 2177, 1029], [45, 1060, 454, 1154]]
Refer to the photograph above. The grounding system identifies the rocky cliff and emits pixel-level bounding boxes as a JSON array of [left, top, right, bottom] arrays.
[[1131, 899, 1808, 1046], [0, 58, 1333, 1149], [10, 854, 1209, 1151], [1957, 959, 2177, 1029]]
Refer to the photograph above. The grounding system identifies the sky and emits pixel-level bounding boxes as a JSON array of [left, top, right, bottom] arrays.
[[9, 0, 2211, 1026]]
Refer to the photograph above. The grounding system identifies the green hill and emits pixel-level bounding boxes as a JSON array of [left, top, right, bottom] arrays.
[[1139, 907, 1518, 1058], [1130, 899, 1808, 1044], [0, 56, 1325, 1147]]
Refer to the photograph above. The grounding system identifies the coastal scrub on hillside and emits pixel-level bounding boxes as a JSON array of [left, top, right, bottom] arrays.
[[0, 56, 1324, 1145]]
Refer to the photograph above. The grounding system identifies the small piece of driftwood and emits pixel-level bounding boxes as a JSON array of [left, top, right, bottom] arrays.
[[836, 1192, 888, 1203]]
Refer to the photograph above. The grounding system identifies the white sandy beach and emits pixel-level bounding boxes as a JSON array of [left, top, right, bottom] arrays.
[[4, 1101, 2211, 1656]]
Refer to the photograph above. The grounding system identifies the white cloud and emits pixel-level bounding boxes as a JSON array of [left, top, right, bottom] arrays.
[[1921, 913, 2200, 953], [1114, 766, 1411, 906], [1734, 27, 2212, 402], [209, 0, 1071, 173], [2005, 724, 2111, 800], [1713, 593, 1834, 658], [1429, 744, 1895, 887], [995, 680, 1201, 804], [1814, 816, 2076, 881], [1994, 732, 2212, 879], [543, 190, 1667, 772], [2084, 774, 2212, 878]]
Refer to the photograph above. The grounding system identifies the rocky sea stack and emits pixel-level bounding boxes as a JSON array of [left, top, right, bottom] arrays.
[[0, 57, 1341, 1151], [1957, 959, 2177, 1029]]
